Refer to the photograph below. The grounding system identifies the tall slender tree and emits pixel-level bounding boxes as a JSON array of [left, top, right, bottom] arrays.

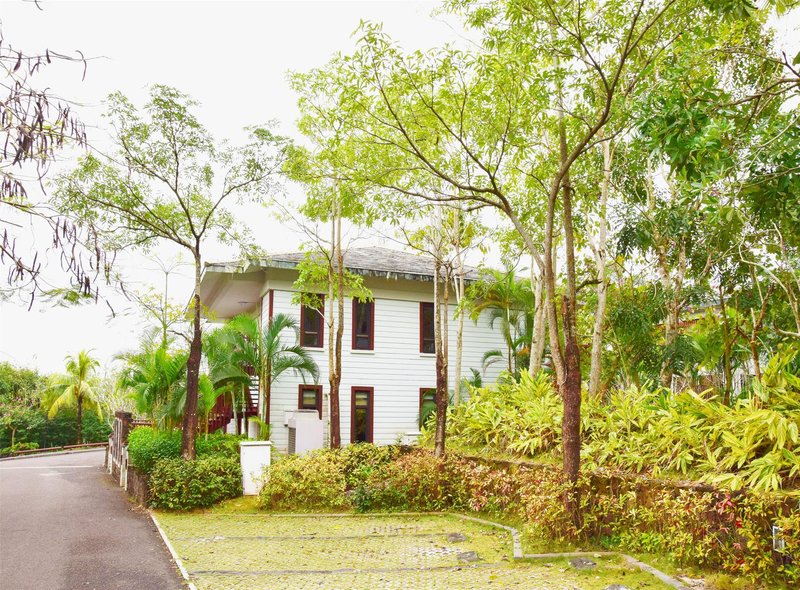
[[55, 86, 286, 458]]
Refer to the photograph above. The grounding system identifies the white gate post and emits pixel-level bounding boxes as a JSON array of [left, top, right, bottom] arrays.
[[239, 441, 272, 495]]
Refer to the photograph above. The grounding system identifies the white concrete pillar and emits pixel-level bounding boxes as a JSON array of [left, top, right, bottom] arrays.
[[239, 441, 272, 495]]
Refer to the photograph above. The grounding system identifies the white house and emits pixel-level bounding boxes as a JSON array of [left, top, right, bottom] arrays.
[[198, 246, 505, 452]]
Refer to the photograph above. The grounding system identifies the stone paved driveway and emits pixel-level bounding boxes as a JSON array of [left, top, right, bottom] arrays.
[[155, 512, 672, 590]]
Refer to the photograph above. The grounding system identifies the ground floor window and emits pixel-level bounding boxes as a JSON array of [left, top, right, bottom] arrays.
[[298, 384, 322, 418], [351, 387, 373, 443], [419, 387, 436, 429]]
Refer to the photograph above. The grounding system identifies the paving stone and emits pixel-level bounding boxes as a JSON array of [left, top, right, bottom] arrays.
[[456, 551, 479, 562], [568, 557, 597, 570], [156, 513, 668, 589], [605, 585, 632, 590]]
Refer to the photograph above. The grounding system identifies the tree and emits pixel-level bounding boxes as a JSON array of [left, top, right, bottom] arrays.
[[0, 402, 42, 448], [0, 25, 116, 304], [55, 85, 286, 458], [117, 343, 188, 429], [288, 0, 766, 525], [213, 313, 319, 438], [42, 350, 102, 444], [467, 267, 534, 378], [291, 244, 368, 448]]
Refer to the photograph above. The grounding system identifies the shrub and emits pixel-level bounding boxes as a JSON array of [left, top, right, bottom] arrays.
[[258, 449, 349, 511], [254, 443, 799, 585], [368, 450, 470, 511], [127, 428, 241, 473], [339, 442, 400, 488], [446, 363, 800, 492], [0, 441, 39, 456], [148, 455, 242, 510]]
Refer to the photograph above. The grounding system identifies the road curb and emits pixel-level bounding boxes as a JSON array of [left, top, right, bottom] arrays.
[[150, 511, 197, 590]]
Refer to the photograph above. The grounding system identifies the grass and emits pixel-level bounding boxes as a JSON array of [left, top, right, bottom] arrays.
[[154, 500, 681, 589]]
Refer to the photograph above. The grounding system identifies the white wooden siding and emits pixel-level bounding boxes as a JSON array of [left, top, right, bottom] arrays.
[[262, 279, 506, 453]]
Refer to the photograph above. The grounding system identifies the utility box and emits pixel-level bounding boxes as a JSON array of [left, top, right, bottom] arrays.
[[240, 440, 272, 495], [287, 409, 324, 455]]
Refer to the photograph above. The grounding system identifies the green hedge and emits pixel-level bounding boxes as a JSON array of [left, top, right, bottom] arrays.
[[149, 455, 242, 510], [127, 428, 242, 473], [258, 443, 399, 512]]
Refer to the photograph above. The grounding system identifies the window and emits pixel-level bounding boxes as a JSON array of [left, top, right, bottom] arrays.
[[298, 384, 322, 418], [419, 388, 436, 429], [297, 385, 322, 418], [300, 296, 324, 348], [420, 302, 435, 353], [352, 299, 374, 350], [350, 387, 373, 443]]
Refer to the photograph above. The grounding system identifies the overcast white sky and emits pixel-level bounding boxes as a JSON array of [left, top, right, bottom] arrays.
[[0, 1, 797, 374], [0, 0, 478, 374]]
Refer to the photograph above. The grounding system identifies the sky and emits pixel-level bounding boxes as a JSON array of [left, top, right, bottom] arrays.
[[0, 0, 475, 374], [0, 1, 798, 374]]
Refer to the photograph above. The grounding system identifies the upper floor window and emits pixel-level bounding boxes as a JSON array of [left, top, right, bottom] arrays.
[[300, 296, 324, 348], [298, 384, 322, 419], [352, 299, 374, 351], [420, 302, 435, 354]]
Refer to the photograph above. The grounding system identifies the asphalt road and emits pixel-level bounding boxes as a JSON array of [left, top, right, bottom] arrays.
[[0, 450, 183, 590]]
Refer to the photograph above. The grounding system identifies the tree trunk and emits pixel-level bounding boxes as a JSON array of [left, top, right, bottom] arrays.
[[334, 208, 345, 448], [529, 263, 546, 374], [433, 257, 448, 457], [548, 51, 581, 529], [719, 285, 734, 405], [181, 252, 201, 460], [230, 390, 236, 436], [506, 305, 514, 374], [327, 201, 343, 449], [588, 138, 612, 398], [453, 211, 465, 406], [76, 395, 83, 445], [560, 149, 582, 529], [263, 358, 271, 425]]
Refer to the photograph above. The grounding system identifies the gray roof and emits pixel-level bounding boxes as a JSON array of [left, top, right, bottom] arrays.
[[206, 246, 481, 283]]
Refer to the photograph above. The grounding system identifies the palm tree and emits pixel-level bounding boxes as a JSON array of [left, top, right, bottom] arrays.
[[42, 350, 102, 444], [117, 344, 188, 429], [468, 268, 534, 377], [204, 320, 256, 433], [214, 313, 319, 433]]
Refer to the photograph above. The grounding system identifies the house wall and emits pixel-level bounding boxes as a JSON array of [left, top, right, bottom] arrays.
[[260, 272, 506, 453]]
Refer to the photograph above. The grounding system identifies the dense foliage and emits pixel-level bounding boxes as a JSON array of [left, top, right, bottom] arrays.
[[258, 444, 400, 512], [259, 445, 799, 585], [444, 348, 800, 492], [148, 455, 242, 510], [126, 428, 242, 473], [0, 361, 111, 455]]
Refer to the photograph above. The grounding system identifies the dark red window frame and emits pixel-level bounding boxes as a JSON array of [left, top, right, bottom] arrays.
[[300, 296, 324, 348], [420, 302, 435, 354], [352, 299, 375, 351], [298, 384, 323, 418], [350, 386, 374, 444]]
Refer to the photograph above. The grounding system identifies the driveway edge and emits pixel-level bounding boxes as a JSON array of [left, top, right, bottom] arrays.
[[150, 511, 197, 590]]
